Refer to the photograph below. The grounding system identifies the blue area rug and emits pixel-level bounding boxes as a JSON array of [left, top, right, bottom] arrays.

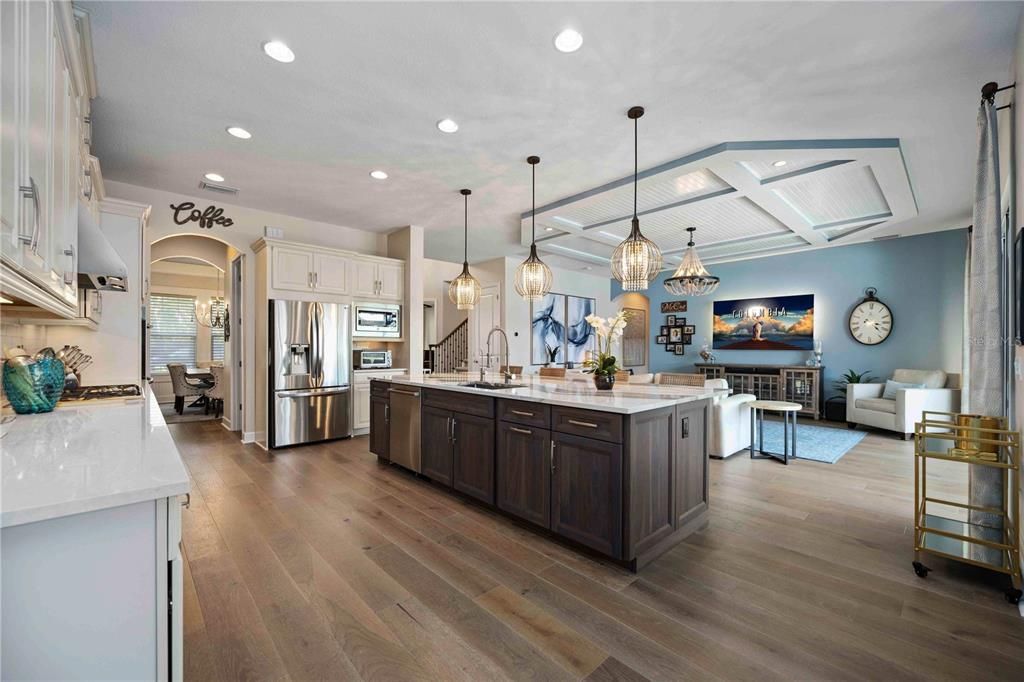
[[753, 421, 866, 464]]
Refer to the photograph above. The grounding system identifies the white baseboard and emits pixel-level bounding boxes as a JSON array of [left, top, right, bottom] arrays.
[[220, 418, 235, 432], [241, 430, 260, 444]]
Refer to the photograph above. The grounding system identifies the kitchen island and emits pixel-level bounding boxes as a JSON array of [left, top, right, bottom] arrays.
[[369, 373, 722, 570], [1, 390, 190, 680]]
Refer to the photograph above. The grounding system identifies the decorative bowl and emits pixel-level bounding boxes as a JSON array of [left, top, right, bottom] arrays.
[[3, 357, 66, 414]]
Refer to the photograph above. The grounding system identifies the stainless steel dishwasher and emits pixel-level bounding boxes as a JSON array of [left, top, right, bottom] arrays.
[[387, 386, 421, 472]]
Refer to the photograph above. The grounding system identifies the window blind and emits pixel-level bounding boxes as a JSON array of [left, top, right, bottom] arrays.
[[211, 300, 225, 362], [150, 293, 197, 373]]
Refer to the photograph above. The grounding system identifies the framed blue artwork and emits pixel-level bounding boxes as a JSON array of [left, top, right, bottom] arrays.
[[565, 295, 596, 364], [531, 293, 566, 365]]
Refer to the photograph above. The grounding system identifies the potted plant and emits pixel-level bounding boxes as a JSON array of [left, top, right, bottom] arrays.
[[544, 343, 560, 366], [832, 368, 876, 398], [582, 311, 628, 390]]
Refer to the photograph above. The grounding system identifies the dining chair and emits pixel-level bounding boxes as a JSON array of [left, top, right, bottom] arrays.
[[539, 367, 566, 378], [203, 366, 227, 418], [654, 372, 706, 387], [500, 365, 524, 376], [167, 363, 209, 414], [628, 373, 655, 384], [614, 370, 631, 383]]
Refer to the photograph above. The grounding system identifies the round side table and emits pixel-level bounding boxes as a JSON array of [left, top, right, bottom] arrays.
[[749, 400, 802, 465]]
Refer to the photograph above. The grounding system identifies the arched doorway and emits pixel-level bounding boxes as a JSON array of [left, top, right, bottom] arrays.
[[149, 235, 243, 430]]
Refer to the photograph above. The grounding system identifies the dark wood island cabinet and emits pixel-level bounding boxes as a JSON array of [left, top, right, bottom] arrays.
[[369, 379, 712, 571]]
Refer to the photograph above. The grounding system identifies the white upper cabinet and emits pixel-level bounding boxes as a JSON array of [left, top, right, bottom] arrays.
[[271, 245, 315, 292], [255, 239, 404, 304], [351, 257, 378, 298], [352, 256, 403, 301], [313, 251, 350, 295], [1, 0, 94, 316], [376, 261, 403, 300]]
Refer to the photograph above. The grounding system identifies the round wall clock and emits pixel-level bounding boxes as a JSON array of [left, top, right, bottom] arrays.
[[848, 288, 892, 345]]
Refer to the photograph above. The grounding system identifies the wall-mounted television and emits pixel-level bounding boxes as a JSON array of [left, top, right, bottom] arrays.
[[712, 294, 815, 350]]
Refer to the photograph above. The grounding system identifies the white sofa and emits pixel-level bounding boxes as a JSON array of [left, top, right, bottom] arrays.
[[846, 369, 961, 439], [704, 378, 757, 458]]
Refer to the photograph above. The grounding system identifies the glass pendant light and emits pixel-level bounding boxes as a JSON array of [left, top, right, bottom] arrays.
[[514, 155, 553, 301], [194, 268, 227, 329], [611, 106, 663, 291], [664, 227, 720, 296], [449, 188, 482, 310]]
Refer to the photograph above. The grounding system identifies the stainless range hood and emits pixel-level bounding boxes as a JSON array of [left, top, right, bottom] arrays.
[[77, 200, 128, 292]]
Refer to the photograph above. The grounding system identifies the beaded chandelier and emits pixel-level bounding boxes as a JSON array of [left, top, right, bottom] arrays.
[[664, 227, 720, 296], [611, 106, 662, 291]]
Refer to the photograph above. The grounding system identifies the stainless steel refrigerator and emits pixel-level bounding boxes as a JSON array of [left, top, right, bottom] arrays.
[[269, 300, 352, 448]]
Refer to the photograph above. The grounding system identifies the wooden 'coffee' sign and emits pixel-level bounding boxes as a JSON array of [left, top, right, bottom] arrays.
[[660, 300, 687, 313], [169, 202, 234, 229]]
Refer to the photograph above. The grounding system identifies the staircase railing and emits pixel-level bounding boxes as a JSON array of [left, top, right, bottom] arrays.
[[429, 319, 468, 374]]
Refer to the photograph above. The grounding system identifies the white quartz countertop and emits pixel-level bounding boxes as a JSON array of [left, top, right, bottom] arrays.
[[387, 373, 723, 414], [1, 390, 190, 528]]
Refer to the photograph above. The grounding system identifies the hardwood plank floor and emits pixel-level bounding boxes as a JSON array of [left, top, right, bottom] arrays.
[[170, 421, 1024, 681]]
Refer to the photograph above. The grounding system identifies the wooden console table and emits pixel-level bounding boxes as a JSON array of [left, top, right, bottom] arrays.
[[696, 363, 824, 420]]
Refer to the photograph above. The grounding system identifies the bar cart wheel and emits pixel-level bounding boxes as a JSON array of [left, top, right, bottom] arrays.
[[1005, 588, 1022, 605], [912, 561, 931, 578]]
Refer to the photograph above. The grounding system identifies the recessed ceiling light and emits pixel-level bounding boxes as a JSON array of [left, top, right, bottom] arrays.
[[436, 118, 459, 134], [369, 170, 388, 180], [554, 28, 583, 53], [772, 160, 788, 167], [204, 172, 225, 182], [582, 266, 592, 271], [226, 126, 252, 140], [262, 40, 295, 63], [545, 227, 554, 232]]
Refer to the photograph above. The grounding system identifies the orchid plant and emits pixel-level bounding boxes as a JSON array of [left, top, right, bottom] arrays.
[[582, 310, 629, 377]]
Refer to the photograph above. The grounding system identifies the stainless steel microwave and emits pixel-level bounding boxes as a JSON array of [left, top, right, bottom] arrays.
[[353, 303, 401, 338]]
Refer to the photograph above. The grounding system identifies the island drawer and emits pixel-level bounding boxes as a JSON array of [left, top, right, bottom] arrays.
[[498, 400, 550, 428], [551, 406, 623, 443], [423, 388, 495, 418], [370, 380, 391, 397]]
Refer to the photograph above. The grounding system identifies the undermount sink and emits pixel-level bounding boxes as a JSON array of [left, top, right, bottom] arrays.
[[458, 381, 526, 390]]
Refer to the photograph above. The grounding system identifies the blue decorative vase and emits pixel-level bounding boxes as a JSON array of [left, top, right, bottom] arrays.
[[3, 357, 65, 414]]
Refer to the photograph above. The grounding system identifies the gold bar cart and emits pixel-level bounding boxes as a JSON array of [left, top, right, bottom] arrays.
[[913, 411, 1022, 605]]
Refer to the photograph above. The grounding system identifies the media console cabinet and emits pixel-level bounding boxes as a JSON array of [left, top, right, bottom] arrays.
[[695, 363, 824, 420]]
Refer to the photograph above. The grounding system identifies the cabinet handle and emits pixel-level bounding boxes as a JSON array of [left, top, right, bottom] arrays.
[[181, 493, 191, 509], [510, 409, 534, 417], [18, 177, 41, 254], [681, 416, 689, 438], [314, 271, 319, 286], [451, 416, 457, 444], [63, 245, 75, 285], [384, 404, 390, 423], [567, 418, 599, 429], [509, 426, 532, 435], [308, 272, 313, 288], [550, 440, 556, 474]]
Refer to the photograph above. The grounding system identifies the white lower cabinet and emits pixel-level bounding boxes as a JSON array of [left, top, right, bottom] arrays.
[[353, 369, 406, 430], [1, 496, 185, 681]]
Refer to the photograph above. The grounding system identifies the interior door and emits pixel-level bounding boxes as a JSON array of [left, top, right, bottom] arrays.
[[470, 283, 500, 366]]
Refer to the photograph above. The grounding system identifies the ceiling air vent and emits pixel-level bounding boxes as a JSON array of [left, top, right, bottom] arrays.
[[198, 180, 239, 195], [872, 234, 900, 241]]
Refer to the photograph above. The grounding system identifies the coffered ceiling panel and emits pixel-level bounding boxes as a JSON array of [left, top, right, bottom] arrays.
[[771, 164, 891, 227], [536, 168, 731, 230], [592, 195, 789, 253], [522, 139, 918, 268]]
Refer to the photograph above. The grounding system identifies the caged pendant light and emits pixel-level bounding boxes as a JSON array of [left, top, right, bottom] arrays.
[[664, 226, 720, 296], [611, 106, 663, 291], [449, 188, 482, 310], [514, 155, 553, 301]]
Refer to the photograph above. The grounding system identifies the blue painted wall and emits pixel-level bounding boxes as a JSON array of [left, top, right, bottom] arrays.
[[612, 230, 967, 395]]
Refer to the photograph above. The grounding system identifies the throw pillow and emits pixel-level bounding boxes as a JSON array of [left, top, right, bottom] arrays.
[[882, 379, 926, 400]]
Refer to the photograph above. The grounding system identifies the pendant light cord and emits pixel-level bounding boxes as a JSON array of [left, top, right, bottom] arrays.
[[531, 163, 536, 244], [633, 115, 638, 219], [463, 192, 468, 263]]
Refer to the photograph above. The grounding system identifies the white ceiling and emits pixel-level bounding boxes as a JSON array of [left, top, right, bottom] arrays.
[[81, 1, 1020, 271]]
